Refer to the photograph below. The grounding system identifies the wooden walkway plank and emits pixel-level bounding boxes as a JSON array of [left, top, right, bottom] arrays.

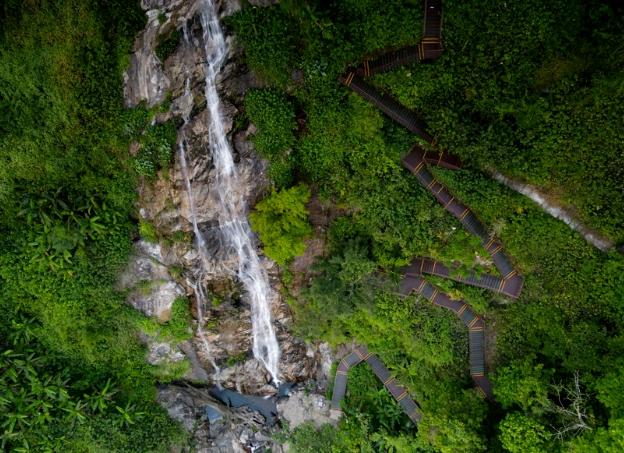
[[331, 372, 348, 410], [330, 350, 423, 422], [353, 0, 445, 77], [397, 275, 496, 402], [356, 45, 421, 77], [344, 350, 365, 368], [401, 149, 524, 285], [339, 72, 434, 143], [423, 0, 444, 40], [473, 375, 496, 401], [400, 257, 524, 298]]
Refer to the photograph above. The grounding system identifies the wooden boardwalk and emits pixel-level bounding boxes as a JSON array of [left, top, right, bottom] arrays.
[[330, 345, 423, 423], [421, 0, 444, 59], [402, 147, 523, 281], [339, 72, 434, 143], [397, 272, 495, 400], [355, 0, 444, 77], [403, 257, 524, 298], [331, 0, 527, 420]]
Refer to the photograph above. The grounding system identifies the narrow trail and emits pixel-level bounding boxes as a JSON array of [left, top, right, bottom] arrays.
[[331, 0, 525, 421], [488, 170, 615, 252]]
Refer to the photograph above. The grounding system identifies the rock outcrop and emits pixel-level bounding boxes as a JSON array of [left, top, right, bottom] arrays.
[[157, 382, 336, 453], [119, 0, 331, 440], [119, 241, 186, 321]]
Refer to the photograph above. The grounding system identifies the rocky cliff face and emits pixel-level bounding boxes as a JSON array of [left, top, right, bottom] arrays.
[[121, 1, 334, 450]]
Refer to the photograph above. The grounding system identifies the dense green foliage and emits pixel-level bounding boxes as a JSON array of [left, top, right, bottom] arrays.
[[0, 0, 187, 450], [155, 29, 180, 62], [0, 0, 141, 212], [132, 121, 178, 178], [498, 413, 553, 453], [245, 89, 297, 187], [232, 0, 624, 451], [225, 6, 297, 87], [0, 312, 185, 452], [250, 184, 313, 265]]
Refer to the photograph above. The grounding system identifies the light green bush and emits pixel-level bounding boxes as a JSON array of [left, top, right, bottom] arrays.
[[250, 184, 313, 265]]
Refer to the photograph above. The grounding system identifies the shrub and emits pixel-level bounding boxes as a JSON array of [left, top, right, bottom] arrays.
[[245, 89, 297, 188], [493, 355, 553, 412], [155, 29, 180, 62], [225, 6, 297, 87], [133, 121, 177, 178], [245, 89, 297, 159], [139, 220, 159, 244], [249, 184, 313, 265], [498, 413, 553, 453]]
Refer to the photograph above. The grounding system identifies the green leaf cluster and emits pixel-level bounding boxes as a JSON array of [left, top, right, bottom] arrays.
[[133, 121, 177, 178], [245, 89, 297, 187], [250, 184, 313, 265], [498, 413, 553, 453], [493, 355, 553, 412], [0, 311, 185, 452], [155, 29, 180, 62], [224, 6, 297, 87]]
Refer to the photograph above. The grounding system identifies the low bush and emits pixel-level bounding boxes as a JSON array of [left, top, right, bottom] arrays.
[[249, 184, 313, 265], [155, 29, 180, 62], [245, 89, 297, 188], [133, 121, 177, 178]]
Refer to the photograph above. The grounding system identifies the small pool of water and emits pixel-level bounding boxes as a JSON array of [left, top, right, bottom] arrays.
[[209, 387, 279, 425]]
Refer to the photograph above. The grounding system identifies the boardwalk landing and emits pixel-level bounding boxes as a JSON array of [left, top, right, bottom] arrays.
[[404, 257, 523, 299], [330, 346, 423, 423], [355, 0, 444, 77]]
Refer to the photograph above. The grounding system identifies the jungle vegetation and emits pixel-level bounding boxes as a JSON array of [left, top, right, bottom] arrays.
[[231, 0, 624, 452], [1, 0, 623, 452], [0, 0, 185, 451]]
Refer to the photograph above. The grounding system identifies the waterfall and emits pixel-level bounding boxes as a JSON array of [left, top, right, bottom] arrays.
[[179, 140, 221, 381], [177, 55, 222, 381], [191, 0, 280, 384]]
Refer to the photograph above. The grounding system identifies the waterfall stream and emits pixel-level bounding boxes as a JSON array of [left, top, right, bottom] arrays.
[[178, 0, 281, 384], [180, 138, 221, 381]]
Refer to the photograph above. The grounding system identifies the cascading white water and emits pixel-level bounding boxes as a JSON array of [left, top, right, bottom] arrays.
[[192, 0, 280, 384], [179, 137, 221, 379], [176, 57, 222, 380]]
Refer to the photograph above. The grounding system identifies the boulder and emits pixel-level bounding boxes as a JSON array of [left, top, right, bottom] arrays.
[[277, 388, 337, 431]]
